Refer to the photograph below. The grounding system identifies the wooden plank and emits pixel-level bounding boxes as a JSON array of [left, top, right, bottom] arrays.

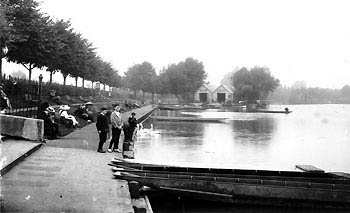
[[295, 165, 324, 173]]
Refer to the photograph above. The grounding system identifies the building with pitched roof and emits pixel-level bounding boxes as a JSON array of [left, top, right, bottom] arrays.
[[194, 84, 234, 103]]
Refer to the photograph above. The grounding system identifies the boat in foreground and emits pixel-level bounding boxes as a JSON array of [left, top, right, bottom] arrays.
[[110, 159, 350, 209]]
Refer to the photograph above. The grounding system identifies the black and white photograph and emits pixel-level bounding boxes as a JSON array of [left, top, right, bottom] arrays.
[[1, 0, 350, 212]]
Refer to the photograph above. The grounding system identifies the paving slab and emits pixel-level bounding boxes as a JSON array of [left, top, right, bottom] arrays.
[[0, 140, 42, 176], [1, 146, 133, 213]]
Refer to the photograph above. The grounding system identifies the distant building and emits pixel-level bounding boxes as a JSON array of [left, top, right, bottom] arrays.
[[212, 84, 234, 103], [194, 84, 213, 103], [194, 84, 234, 103]]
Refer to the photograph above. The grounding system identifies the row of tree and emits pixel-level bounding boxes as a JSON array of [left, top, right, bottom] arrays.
[[124, 58, 207, 102], [0, 0, 121, 87], [1, 0, 207, 100], [269, 84, 350, 104]]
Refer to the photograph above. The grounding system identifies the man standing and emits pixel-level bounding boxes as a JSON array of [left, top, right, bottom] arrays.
[[126, 112, 138, 142], [96, 107, 109, 153], [108, 104, 123, 152]]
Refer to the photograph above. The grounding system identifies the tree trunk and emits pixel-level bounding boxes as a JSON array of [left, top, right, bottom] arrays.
[[49, 71, 53, 84], [103, 84, 106, 91], [82, 78, 85, 88], [29, 67, 32, 81], [75, 77, 78, 87], [21, 63, 33, 81], [0, 57, 2, 79], [91, 81, 94, 89], [28, 68, 32, 81], [63, 74, 67, 85]]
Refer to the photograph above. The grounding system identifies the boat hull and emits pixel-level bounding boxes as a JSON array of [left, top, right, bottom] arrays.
[[111, 159, 350, 208], [114, 172, 350, 208]]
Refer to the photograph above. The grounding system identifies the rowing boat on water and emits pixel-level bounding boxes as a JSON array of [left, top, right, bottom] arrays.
[[247, 110, 292, 114], [110, 159, 350, 208]]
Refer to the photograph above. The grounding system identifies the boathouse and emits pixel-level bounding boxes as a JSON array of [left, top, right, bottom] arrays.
[[212, 84, 234, 103], [194, 84, 214, 103]]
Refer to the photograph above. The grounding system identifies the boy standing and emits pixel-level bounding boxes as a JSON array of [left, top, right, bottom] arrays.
[[108, 105, 123, 152], [96, 107, 109, 153]]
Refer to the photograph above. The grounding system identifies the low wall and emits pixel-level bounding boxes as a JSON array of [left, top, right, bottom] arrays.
[[0, 114, 44, 141]]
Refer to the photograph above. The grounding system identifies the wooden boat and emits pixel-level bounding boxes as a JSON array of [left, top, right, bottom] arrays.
[[110, 159, 344, 180], [110, 166, 350, 185], [248, 109, 292, 114], [151, 116, 225, 123], [111, 159, 350, 208]]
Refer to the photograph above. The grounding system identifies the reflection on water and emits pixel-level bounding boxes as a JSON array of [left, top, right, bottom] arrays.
[[135, 105, 350, 212], [136, 105, 350, 172], [232, 118, 276, 143]]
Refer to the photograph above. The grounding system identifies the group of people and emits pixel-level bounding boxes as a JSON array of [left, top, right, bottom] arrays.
[[0, 84, 11, 143], [96, 104, 138, 153], [38, 102, 81, 140], [74, 102, 94, 122], [38, 102, 60, 140], [58, 105, 79, 127]]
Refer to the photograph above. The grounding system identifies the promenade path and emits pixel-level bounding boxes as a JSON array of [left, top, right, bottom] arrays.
[[1, 105, 156, 212]]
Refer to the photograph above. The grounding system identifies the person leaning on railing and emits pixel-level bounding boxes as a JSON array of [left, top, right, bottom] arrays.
[[0, 84, 12, 114]]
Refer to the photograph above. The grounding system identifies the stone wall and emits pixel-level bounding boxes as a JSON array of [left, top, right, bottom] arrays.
[[0, 114, 44, 141]]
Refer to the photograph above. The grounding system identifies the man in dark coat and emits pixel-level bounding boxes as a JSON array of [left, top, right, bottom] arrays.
[[96, 107, 109, 153], [126, 112, 138, 142]]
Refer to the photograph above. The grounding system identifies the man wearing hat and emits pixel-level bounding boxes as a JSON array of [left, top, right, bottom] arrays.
[[125, 112, 138, 142], [96, 107, 109, 153]]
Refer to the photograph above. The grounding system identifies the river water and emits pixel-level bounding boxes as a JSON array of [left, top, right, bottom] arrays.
[[134, 104, 350, 212], [135, 104, 350, 173]]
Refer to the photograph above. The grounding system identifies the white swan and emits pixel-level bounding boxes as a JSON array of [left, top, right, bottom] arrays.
[[137, 123, 160, 136]]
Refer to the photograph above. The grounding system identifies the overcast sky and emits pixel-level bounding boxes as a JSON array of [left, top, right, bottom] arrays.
[[4, 0, 350, 88]]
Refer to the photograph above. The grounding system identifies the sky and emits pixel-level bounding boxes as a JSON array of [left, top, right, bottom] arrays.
[[3, 0, 350, 88]]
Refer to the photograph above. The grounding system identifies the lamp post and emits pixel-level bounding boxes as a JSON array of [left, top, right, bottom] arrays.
[[38, 74, 43, 101], [0, 46, 8, 79]]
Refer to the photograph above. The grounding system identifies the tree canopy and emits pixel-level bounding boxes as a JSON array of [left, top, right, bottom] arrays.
[[124, 62, 157, 96], [1, 0, 121, 86], [232, 66, 279, 102], [159, 58, 207, 101]]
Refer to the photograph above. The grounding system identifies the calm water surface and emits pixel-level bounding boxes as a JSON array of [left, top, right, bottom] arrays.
[[135, 104, 350, 173]]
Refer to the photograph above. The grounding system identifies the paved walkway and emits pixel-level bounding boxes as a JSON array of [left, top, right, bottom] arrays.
[[45, 123, 113, 151], [1, 146, 133, 213], [0, 105, 156, 212], [0, 140, 42, 176]]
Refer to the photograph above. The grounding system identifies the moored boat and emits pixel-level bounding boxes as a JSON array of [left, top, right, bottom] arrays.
[[110, 159, 350, 208], [248, 109, 292, 114]]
